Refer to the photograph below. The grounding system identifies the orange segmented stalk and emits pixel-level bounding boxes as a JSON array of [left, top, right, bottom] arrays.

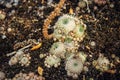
[[42, 0, 65, 39]]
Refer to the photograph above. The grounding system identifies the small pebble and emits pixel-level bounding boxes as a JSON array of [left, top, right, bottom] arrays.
[[109, 3, 114, 8], [7, 28, 12, 32], [0, 11, 6, 20], [78, 1, 86, 8], [111, 54, 115, 58], [1, 34, 6, 39], [5, 3, 12, 8], [94, 0, 107, 5], [83, 66, 88, 72], [89, 78, 94, 80], [76, 7, 80, 11], [0, 71, 5, 80], [90, 41, 96, 47]]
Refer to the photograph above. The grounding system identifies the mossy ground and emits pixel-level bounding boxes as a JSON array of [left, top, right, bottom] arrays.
[[0, 0, 120, 80]]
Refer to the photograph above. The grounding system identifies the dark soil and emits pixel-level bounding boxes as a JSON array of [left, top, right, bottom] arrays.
[[0, 0, 120, 80]]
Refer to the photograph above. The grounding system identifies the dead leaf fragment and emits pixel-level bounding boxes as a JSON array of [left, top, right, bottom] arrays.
[[38, 66, 43, 76], [31, 43, 42, 51], [69, 7, 73, 14]]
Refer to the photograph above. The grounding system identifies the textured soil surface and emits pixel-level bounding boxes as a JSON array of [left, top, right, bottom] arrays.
[[0, 0, 120, 80]]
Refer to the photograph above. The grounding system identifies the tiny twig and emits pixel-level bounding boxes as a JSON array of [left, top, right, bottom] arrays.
[[6, 44, 32, 57], [84, 0, 91, 13]]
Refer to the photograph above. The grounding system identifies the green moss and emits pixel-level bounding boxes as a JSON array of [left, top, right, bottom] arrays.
[[65, 38, 72, 43], [62, 18, 69, 25], [79, 25, 84, 32], [74, 62, 78, 67], [54, 44, 58, 49]]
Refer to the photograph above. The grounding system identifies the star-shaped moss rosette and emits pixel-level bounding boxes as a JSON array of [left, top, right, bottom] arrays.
[[53, 14, 86, 42]]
